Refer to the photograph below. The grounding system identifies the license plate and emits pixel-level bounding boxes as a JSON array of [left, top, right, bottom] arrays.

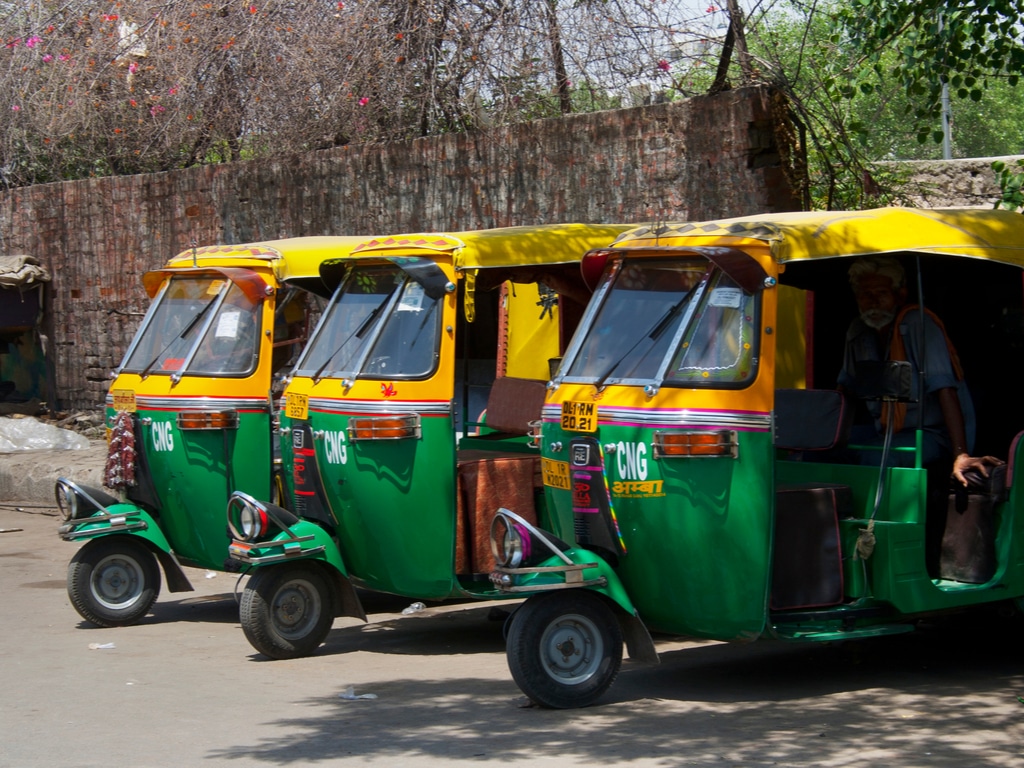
[[285, 393, 309, 420], [111, 389, 137, 412], [560, 400, 597, 432], [542, 458, 571, 490]]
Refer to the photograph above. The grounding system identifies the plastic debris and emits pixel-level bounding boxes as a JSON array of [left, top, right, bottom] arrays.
[[0, 416, 90, 453], [88, 642, 116, 650], [204, 571, 217, 579], [339, 686, 377, 700], [401, 601, 425, 615]]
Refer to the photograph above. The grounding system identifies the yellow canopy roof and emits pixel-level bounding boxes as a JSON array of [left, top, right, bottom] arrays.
[[166, 236, 368, 282], [351, 223, 631, 269], [613, 208, 1024, 266]]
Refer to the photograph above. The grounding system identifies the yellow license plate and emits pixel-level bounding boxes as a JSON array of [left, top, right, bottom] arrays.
[[560, 400, 597, 432], [111, 389, 137, 412], [542, 458, 571, 490], [285, 393, 309, 420]]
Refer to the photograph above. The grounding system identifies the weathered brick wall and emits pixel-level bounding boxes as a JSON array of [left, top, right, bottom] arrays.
[[0, 86, 800, 410], [879, 155, 1022, 209]]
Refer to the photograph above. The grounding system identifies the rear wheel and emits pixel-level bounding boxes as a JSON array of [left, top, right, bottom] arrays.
[[506, 590, 623, 708], [240, 564, 335, 659], [67, 537, 161, 627]]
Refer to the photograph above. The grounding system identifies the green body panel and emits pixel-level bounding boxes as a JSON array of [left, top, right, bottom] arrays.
[[532, 420, 1024, 644], [776, 456, 1024, 618], [285, 410, 460, 599], [132, 407, 272, 570], [543, 420, 775, 641]]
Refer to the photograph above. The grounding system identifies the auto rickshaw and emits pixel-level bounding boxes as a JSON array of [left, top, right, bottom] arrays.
[[56, 236, 365, 627], [489, 207, 1024, 707], [225, 223, 630, 658]]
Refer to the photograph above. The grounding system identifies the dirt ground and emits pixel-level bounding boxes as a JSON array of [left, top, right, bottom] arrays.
[[1, 502, 1023, 768]]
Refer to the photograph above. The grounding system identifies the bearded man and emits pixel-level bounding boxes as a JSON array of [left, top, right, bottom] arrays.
[[837, 255, 999, 485]]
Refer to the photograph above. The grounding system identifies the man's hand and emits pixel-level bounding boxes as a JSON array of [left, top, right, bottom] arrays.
[[952, 453, 1005, 486]]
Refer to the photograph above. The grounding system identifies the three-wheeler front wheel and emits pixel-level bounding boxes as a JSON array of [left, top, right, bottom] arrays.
[[240, 564, 335, 659], [67, 536, 161, 627], [506, 590, 623, 709]]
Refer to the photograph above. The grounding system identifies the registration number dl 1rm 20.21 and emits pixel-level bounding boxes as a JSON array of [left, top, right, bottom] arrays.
[[560, 400, 597, 432]]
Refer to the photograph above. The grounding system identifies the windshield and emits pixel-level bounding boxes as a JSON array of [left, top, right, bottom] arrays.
[[562, 258, 759, 388], [295, 263, 441, 380], [120, 276, 262, 377]]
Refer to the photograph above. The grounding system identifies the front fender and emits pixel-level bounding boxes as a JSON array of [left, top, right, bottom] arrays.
[[500, 546, 639, 618], [60, 506, 195, 592], [230, 522, 366, 621], [229, 519, 349, 578], [500, 548, 659, 664], [59, 503, 172, 553]]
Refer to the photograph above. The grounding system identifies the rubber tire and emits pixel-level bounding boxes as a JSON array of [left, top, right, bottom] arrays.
[[506, 590, 623, 709], [67, 537, 161, 627], [240, 564, 335, 659]]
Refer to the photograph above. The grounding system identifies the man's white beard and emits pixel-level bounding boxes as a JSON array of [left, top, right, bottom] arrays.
[[861, 308, 895, 330]]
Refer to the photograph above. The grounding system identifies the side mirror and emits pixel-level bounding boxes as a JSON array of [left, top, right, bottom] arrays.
[[851, 360, 912, 402]]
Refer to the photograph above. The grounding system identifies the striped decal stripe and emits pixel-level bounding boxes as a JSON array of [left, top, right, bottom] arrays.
[[105, 394, 270, 411], [542, 403, 770, 431], [308, 398, 451, 416]]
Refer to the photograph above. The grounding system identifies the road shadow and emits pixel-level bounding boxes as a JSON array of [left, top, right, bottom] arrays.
[[211, 609, 1024, 766]]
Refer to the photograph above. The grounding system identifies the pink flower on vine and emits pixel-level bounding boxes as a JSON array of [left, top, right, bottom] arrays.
[[249, 5, 257, 13], [128, 61, 138, 74], [706, 5, 718, 12], [169, 86, 177, 95], [358, 96, 369, 106], [26, 36, 42, 48], [59, 54, 70, 62], [12, 105, 20, 112], [657, 59, 670, 72], [42, 54, 53, 62], [150, 104, 165, 116]]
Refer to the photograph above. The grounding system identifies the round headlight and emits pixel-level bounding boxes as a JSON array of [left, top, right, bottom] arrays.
[[491, 512, 530, 568], [54, 480, 79, 522], [227, 493, 270, 542], [239, 503, 268, 541]]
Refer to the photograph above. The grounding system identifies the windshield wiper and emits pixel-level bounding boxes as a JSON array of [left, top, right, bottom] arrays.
[[137, 297, 218, 380], [592, 284, 699, 390], [312, 285, 397, 382]]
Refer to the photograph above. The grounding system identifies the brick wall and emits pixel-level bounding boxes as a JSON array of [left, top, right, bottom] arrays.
[[878, 155, 1022, 209], [0, 86, 800, 410]]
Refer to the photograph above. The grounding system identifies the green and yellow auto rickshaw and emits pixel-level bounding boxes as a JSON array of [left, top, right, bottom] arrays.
[[225, 223, 629, 658], [489, 208, 1024, 707], [56, 236, 364, 627]]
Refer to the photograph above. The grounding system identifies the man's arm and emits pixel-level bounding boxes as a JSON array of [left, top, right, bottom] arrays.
[[937, 387, 1003, 485]]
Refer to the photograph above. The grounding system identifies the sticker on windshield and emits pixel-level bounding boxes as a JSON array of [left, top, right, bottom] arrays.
[[215, 310, 241, 338], [709, 287, 743, 308], [397, 283, 425, 312], [205, 280, 226, 296]]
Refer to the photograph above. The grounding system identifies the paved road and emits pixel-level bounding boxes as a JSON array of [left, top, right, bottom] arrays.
[[2, 503, 1023, 767]]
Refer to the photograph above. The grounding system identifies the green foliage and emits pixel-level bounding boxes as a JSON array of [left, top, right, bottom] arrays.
[[838, 0, 1024, 142], [992, 158, 1024, 212]]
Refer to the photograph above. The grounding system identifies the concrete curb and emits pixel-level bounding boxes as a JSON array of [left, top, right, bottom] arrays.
[[0, 441, 108, 504]]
